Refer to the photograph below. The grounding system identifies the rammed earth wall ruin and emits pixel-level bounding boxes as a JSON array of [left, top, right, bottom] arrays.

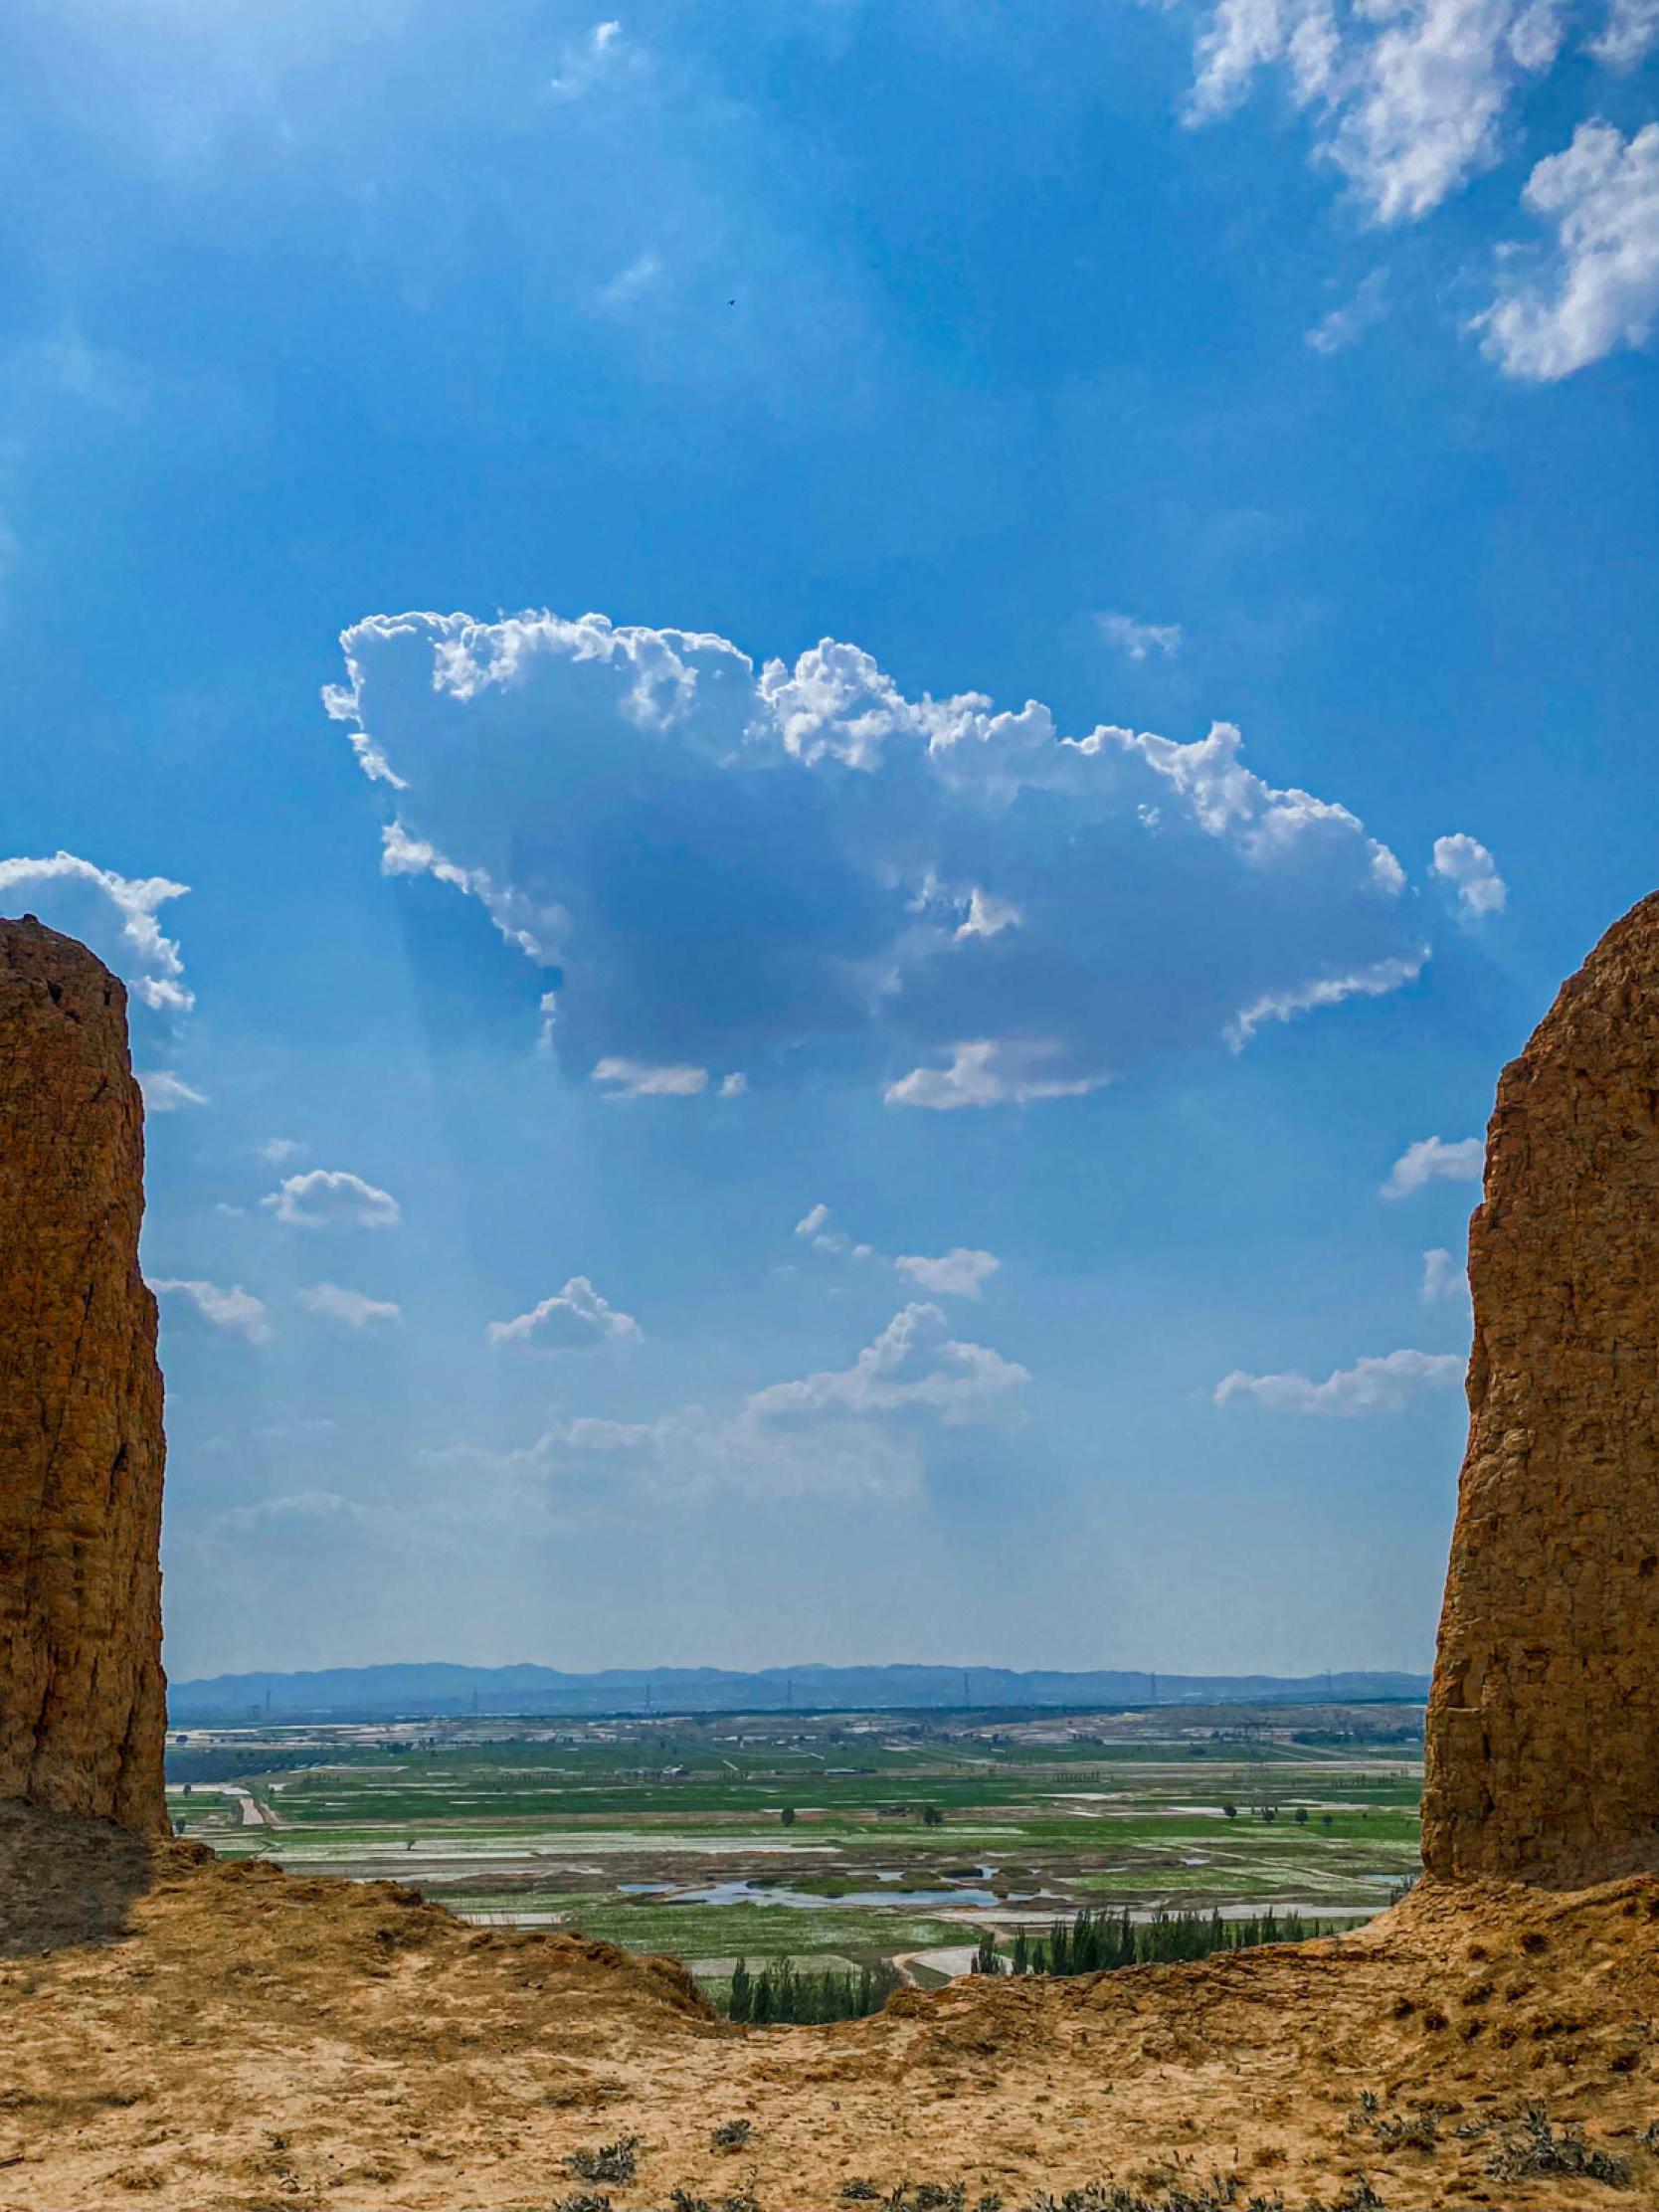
[[0, 917, 167, 1833]]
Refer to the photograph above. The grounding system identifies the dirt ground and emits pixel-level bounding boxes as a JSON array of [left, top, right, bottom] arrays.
[[2, 1799, 1656, 2211]]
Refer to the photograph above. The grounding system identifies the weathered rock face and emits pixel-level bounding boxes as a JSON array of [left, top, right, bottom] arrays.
[[0, 917, 167, 1833], [1422, 891, 1659, 1885]]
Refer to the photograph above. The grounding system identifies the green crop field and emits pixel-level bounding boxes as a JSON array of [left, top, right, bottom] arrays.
[[164, 1701, 1423, 1984]]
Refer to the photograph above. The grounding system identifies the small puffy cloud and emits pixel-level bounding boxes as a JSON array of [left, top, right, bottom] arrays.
[[885, 1040, 1107, 1111], [1382, 1134, 1484, 1199], [1186, 0, 1568, 226], [1098, 611, 1183, 660], [954, 888, 1022, 942], [328, 613, 1430, 1105], [1589, 0, 1659, 68], [1420, 1246, 1466, 1303], [261, 1169, 401, 1229], [548, 17, 638, 99], [1477, 122, 1659, 380], [488, 1275, 643, 1350], [1306, 271, 1390, 355], [894, 1247, 1002, 1299], [0, 849, 191, 1013], [296, 1283, 403, 1330], [1431, 832, 1507, 917], [151, 1277, 272, 1345], [592, 1057, 709, 1098], [138, 1069, 208, 1112], [1214, 1346, 1464, 1413]]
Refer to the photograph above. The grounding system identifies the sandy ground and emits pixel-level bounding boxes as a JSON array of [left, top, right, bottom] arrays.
[[2, 1800, 1656, 2210]]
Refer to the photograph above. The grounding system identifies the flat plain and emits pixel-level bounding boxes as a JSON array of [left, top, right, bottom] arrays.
[[165, 1700, 1422, 1992]]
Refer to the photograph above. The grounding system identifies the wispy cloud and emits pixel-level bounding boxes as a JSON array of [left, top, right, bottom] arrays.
[[152, 1277, 272, 1345], [1215, 1346, 1463, 1413], [1098, 611, 1183, 660]]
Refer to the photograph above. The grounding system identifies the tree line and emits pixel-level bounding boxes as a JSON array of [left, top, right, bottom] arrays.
[[720, 1957, 902, 2023], [973, 1903, 1334, 1977]]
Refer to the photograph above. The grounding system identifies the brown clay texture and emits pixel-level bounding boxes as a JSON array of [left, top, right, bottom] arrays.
[[0, 917, 166, 1833]]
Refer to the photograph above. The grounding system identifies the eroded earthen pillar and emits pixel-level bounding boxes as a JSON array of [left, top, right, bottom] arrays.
[[0, 916, 167, 1832], [1422, 890, 1659, 1884]]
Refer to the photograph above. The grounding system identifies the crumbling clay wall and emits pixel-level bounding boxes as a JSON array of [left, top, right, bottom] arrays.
[[1422, 890, 1659, 1883], [0, 917, 167, 1832]]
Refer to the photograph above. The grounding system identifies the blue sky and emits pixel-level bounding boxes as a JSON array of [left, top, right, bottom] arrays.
[[3, 0, 1655, 1681]]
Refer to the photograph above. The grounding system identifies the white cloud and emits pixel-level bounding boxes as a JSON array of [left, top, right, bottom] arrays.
[[296, 1283, 403, 1331], [151, 1277, 272, 1345], [1420, 1246, 1466, 1302], [884, 1039, 1109, 1110], [595, 248, 664, 313], [1477, 122, 1659, 380], [548, 18, 638, 99], [1589, 0, 1659, 68], [138, 1069, 208, 1112], [261, 1137, 303, 1165], [1214, 1345, 1464, 1412], [1305, 270, 1390, 354], [454, 1303, 1028, 1505], [1431, 831, 1508, 917], [488, 1275, 643, 1350], [592, 1057, 709, 1098], [1098, 611, 1183, 660], [894, 1247, 1002, 1299], [954, 887, 1023, 941], [719, 1071, 748, 1097], [261, 1169, 401, 1229], [1226, 947, 1428, 1049], [0, 849, 192, 1013], [1382, 1133, 1484, 1198], [327, 612, 1432, 1103], [1187, 0, 1570, 226]]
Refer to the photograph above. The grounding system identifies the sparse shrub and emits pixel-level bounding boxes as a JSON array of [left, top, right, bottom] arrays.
[[565, 2135, 640, 2185], [552, 2196, 613, 2212], [840, 2182, 881, 2202], [711, 2119, 753, 2151], [1488, 2106, 1630, 2186]]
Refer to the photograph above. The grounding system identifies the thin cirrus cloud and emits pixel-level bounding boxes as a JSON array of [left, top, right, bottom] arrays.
[[1420, 1246, 1468, 1304], [487, 1276, 643, 1350], [296, 1283, 403, 1331], [151, 1277, 272, 1346], [261, 1169, 401, 1229], [0, 849, 192, 1013], [137, 1069, 208, 1112], [325, 612, 1445, 1111], [1431, 832, 1507, 917], [447, 1303, 1028, 1504], [1214, 1346, 1464, 1413], [1097, 611, 1182, 660], [1305, 271, 1389, 356], [1382, 1134, 1484, 1199]]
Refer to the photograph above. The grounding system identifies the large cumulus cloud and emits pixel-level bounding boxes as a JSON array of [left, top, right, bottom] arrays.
[[325, 611, 1433, 1103]]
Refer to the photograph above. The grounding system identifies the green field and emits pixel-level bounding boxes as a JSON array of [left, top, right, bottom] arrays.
[[165, 1701, 1423, 1984]]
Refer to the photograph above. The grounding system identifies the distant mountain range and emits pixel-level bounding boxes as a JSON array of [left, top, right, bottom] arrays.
[[167, 1661, 1429, 1723]]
